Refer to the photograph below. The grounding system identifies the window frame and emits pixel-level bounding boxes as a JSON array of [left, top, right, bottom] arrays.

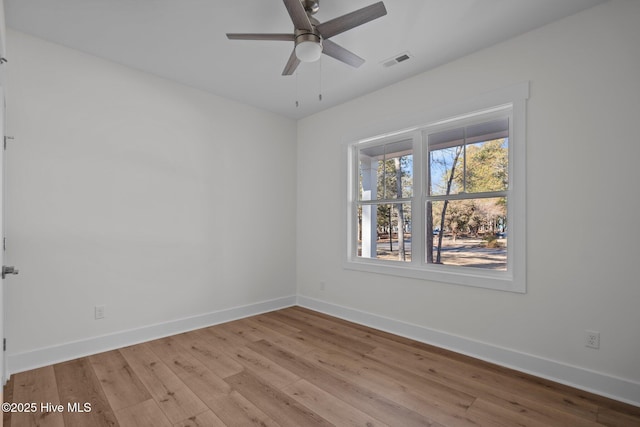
[[344, 83, 528, 293]]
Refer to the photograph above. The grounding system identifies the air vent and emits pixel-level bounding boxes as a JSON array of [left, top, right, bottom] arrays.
[[382, 51, 413, 68]]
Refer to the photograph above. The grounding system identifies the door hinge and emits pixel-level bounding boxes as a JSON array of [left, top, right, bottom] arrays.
[[4, 136, 15, 150], [3, 338, 6, 352], [3, 237, 6, 251]]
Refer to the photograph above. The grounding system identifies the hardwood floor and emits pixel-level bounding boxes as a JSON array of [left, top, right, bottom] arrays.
[[3, 306, 640, 426]]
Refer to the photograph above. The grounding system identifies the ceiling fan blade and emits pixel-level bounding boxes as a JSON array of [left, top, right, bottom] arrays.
[[282, 49, 301, 75], [227, 33, 295, 41], [282, 0, 313, 31], [322, 40, 365, 68], [317, 1, 387, 39]]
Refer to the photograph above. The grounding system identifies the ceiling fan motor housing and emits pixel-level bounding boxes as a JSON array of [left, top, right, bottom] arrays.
[[294, 28, 321, 45]]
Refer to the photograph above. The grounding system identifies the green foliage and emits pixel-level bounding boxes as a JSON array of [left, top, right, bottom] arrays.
[[483, 234, 503, 248], [461, 139, 508, 193], [439, 139, 508, 235]]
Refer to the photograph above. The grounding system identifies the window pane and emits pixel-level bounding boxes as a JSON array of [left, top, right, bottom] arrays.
[[357, 202, 411, 262], [358, 156, 376, 201], [359, 140, 412, 200], [429, 145, 463, 196], [465, 139, 508, 193], [428, 118, 509, 196], [426, 198, 507, 270]]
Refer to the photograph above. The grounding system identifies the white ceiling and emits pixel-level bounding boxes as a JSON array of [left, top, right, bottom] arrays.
[[4, 0, 606, 119]]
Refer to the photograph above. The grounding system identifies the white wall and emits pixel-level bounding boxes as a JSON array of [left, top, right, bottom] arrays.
[[4, 30, 297, 366], [297, 0, 640, 403]]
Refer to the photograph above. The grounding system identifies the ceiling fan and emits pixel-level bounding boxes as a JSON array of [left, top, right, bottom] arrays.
[[226, 0, 387, 75]]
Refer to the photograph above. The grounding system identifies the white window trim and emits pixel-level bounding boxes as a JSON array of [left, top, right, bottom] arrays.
[[343, 82, 528, 293]]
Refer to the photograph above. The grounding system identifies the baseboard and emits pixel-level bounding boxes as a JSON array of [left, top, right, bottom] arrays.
[[7, 295, 297, 376], [296, 295, 640, 407]]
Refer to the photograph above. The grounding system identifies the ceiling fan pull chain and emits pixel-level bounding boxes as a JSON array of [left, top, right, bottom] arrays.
[[318, 58, 323, 102], [296, 70, 300, 107]]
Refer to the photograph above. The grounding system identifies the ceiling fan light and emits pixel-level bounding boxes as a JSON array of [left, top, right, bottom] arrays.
[[295, 39, 323, 62]]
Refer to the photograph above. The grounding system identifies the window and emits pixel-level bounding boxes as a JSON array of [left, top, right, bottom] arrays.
[[345, 84, 527, 292]]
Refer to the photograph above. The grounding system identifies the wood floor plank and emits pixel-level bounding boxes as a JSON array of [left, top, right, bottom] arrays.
[[119, 344, 208, 424], [225, 370, 332, 427], [367, 344, 601, 422], [375, 330, 618, 422], [465, 396, 603, 427], [171, 329, 243, 379], [282, 378, 390, 427], [198, 323, 252, 351], [53, 358, 119, 427], [303, 349, 479, 427], [466, 397, 549, 427], [150, 336, 284, 427], [278, 306, 376, 339], [276, 312, 475, 425], [474, 389, 604, 427], [229, 346, 300, 389], [144, 337, 280, 426], [146, 336, 231, 399], [597, 406, 640, 427], [268, 310, 376, 356], [242, 317, 316, 355], [366, 345, 578, 424], [114, 399, 171, 427], [3, 376, 15, 427], [9, 366, 65, 427], [88, 350, 152, 412], [247, 311, 302, 335], [247, 339, 441, 427], [172, 410, 225, 427], [305, 347, 476, 417], [221, 318, 270, 342], [203, 390, 280, 427], [287, 306, 443, 352]]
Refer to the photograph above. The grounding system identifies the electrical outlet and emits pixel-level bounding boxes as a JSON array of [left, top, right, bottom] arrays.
[[585, 330, 600, 349], [95, 305, 105, 320]]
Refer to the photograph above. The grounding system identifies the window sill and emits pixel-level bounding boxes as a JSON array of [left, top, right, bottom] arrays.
[[343, 258, 525, 293]]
